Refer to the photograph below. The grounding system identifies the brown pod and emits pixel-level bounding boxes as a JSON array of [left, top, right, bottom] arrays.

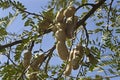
[[64, 62, 72, 76], [23, 51, 32, 68], [55, 29, 66, 42], [65, 17, 74, 38], [56, 41, 69, 60], [71, 49, 81, 70], [63, 6, 76, 18], [63, 50, 74, 76], [55, 8, 65, 22], [31, 54, 45, 71]]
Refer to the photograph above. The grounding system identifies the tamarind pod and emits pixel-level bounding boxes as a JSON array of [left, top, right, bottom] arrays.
[[56, 41, 69, 60], [65, 17, 74, 38], [63, 50, 74, 76], [71, 49, 81, 70], [64, 62, 72, 76], [31, 54, 45, 71], [55, 8, 65, 22], [23, 51, 32, 68], [65, 16, 78, 38], [55, 29, 66, 42], [63, 6, 76, 18]]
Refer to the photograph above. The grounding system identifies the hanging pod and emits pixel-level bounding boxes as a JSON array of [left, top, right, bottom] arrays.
[[56, 41, 69, 61], [23, 51, 32, 68]]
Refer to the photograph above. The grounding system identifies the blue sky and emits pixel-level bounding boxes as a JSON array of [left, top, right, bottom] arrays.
[[0, 0, 120, 80]]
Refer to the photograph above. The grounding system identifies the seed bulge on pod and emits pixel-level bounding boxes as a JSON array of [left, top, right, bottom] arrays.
[[56, 41, 69, 61], [23, 51, 32, 68], [64, 6, 76, 18], [55, 29, 66, 42]]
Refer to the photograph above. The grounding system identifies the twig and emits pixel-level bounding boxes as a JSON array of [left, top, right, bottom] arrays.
[[76, 56, 85, 80], [44, 45, 56, 73], [0, 40, 22, 50], [29, 41, 35, 51], [76, 3, 95, 11], [82, 23, 89, 47], [5, 53, 17, 66], [107, 0, 114, 30]]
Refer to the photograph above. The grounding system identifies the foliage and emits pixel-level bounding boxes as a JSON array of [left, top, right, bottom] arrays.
[[0, 0, 120, 80]]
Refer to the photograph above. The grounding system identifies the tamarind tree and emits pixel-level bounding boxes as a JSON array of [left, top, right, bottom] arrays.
[[0, 0, 120, 80]]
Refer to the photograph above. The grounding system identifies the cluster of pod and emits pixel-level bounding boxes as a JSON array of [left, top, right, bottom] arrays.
[[53, 5, 83, 76], [53, 5, 78, 61], [63, 46, 99, 76], [22, 50, 45, 80], [64, 44, 84, 76]]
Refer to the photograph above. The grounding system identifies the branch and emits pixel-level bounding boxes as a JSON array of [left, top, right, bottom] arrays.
[[107, 0, 114, 30], [0, 28, 52, 51], [44, 45, 56, 73], [75, 0, 106, 29], [0, 40, 22, 50]]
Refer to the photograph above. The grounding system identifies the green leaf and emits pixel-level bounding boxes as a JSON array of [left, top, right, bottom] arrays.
[[94, 28, 102, 33], [96, 21, 104, 26], [24, 18, 34, 26], [42, 8, 54, 22], [14, 44, 24, 61], [66, 39, 72, 47], [82, 0, 87, 4], [0, 27, 7, 36], [116, 29, 120, 33], [0, 1, 10, 9]]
